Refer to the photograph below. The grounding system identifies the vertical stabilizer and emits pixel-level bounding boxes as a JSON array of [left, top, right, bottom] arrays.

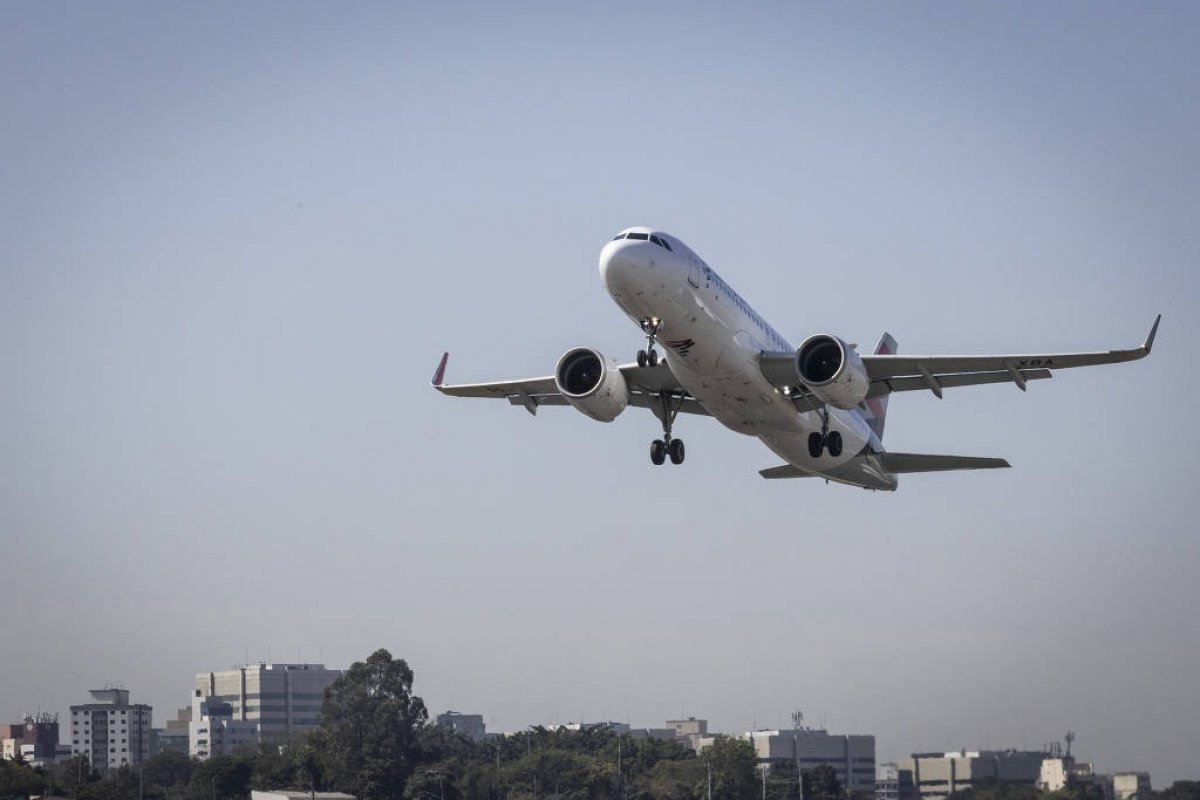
[[863, 332, 896, 440]]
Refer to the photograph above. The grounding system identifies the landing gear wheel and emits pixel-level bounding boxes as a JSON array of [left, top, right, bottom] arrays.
[[647, 348, 659, 366], [826, 431, 843, 457], [668, 438, 685, 465], [650, 439, 666, 465], [637, 350, 648, 368], [808, 432, 824, 458]]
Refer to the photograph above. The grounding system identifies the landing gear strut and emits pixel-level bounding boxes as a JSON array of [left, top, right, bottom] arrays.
[[650, 392, 685, 466], [807, 406, 843, 458], [636, 318, 661, 368]]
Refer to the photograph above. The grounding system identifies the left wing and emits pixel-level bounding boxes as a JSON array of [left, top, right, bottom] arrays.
[[861, 315, 1160, 398], [431, 353, 711, 417]]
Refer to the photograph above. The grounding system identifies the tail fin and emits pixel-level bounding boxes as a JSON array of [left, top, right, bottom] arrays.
[[863, 332, 896, 440]]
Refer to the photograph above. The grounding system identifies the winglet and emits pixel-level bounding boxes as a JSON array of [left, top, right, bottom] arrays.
[[1143, 314, 1161, 354], [431, 352, 449, 387]]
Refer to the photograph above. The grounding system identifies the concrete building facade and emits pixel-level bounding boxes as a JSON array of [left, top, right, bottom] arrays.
[[192, 662, 340, 751], [1113, 772, 1152, 800], [70, 689, 152, 773], [741, 728, 876, 796], [897, 751, 1048, 800]]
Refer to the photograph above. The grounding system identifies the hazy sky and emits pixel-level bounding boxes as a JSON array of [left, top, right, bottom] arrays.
[[3, 0, 1197, 785]]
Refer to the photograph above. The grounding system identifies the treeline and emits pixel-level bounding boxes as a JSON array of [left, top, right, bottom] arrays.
[[3, 650, 1197, 800]]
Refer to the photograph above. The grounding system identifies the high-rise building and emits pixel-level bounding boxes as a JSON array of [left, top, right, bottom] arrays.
[[190, 663, 340, 757], [70, 689, 152, 773]]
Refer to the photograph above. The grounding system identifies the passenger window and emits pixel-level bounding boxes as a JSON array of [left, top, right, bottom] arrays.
[[628, 232, 649, 240]]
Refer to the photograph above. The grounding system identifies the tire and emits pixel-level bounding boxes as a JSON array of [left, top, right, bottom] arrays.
[[668, 438, 685, 465], [637, 350, 647, 368], [650, 439, 666, 465], [827, 431, 843, 457], [648, 349, 659, 366], [808, 432, 824, 458]]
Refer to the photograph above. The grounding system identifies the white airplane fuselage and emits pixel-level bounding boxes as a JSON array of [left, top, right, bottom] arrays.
[[599, 228, 898, 490]]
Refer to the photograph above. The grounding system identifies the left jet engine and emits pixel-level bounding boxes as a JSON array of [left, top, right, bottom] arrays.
[[554, 348, 630, 422]]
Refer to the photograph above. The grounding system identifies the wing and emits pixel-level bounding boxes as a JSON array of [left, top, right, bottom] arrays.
[[861, 315, 1159, 398], [772, 315, 1159, 410], [430, 352, 710, 417]]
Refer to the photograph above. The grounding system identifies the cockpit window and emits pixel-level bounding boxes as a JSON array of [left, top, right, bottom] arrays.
[[611, 233, 627, 241], [628, 232, 649, 240], [650, 235, 672, 251]]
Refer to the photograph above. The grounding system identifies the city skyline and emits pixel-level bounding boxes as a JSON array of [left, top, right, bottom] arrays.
[[3, 0, 1196, 788]]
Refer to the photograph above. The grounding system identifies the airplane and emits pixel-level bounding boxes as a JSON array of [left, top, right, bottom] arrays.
[[432, 227, 1159, 491]]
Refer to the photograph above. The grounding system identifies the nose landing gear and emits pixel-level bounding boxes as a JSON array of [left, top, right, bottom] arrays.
[[636, 318, 662, 367], [649, 392, 685, 466]]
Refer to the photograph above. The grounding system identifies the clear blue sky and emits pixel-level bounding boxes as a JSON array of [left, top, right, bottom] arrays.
[[2, 0, 1197, 783]]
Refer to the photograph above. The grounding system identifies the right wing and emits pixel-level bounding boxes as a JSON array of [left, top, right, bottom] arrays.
[[431, 353, 711, 417], [860, 315, 1159, 398], [763, 315, 1158, 409]]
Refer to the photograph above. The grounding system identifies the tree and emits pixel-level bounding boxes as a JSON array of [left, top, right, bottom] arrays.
[[701, 737, 758, 800], [0, 758, 46, 800], [318, 648, 429, 800], [190, 755, 252, 800], [803, 764, 842, 800], [141, 750, 196, 798]]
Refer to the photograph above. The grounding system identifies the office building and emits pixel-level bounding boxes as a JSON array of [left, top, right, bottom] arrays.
[[190, 663, 340, 757], [70, 689, 152, 773], [1113, 773, 1152, 800], [1, 713, 60, 764], [877, 763, 901, 800], [897, 750, 1049, 800], [741, 727, 876, 796]]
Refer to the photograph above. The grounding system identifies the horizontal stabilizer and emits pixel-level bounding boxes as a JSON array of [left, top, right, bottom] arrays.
[[879, 452, 1010, 472], [759, 464, 818, 479]]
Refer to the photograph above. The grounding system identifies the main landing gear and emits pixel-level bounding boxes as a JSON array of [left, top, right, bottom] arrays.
[[636, 318, 661, 367], [807, 405, 843, 458], [650, 393, 685, 466]]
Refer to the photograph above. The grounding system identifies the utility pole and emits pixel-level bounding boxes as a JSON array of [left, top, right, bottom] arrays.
[[793, 710, 805, 800], [707, 759, 712, 800]]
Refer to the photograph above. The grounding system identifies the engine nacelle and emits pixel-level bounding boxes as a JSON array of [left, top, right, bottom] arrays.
[[796, 334, 870, 409], [554, 347, 630, 422]]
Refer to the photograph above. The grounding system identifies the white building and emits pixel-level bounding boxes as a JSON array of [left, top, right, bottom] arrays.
[[738, 727, 876, 796], [190, 662, 341, 758], [898, 750, 1050, 800], [1113, 772, 1152, 800], [70, 689, 152, 773]]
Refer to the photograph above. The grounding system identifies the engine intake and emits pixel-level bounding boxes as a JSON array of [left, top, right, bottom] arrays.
[[554, 348, 629, 422], [796, 334, 870, 409]]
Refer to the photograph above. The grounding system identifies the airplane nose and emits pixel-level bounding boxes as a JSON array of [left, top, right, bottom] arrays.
[[599, 240, 637, 292]]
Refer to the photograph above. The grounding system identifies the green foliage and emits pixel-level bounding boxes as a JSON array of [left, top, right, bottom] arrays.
[[189, 755, 253, 800], [701, 736, 759, 800], [318, 648, 429, 800], [803, 764, 843, 800], [947, 779, 1042, 800], [0, 757, 46, 800]]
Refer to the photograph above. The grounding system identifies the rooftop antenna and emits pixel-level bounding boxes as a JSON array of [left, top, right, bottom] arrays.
[[1065, 731, 1075, 758]]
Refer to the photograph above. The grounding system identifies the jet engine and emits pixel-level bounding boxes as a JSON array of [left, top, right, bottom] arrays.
[[554, 347, 630, 422], [796, 334, 870, 409]]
